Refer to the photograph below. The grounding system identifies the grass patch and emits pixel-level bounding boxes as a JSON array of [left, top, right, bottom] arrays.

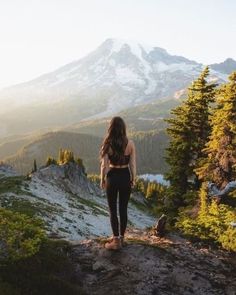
[[64, 217, 73, 223], [0, 195, 63, 218], [0, 176, 26, 195], [1, 197, 39, 217], [129, 198, 154, 215], [127, 219, 134, 226], [72, 195, 109, 217], [0, 176, 36, 198], [58, 227, 71, 233]]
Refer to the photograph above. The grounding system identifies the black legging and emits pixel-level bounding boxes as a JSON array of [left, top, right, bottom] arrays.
[[106, 167, 131, 237]]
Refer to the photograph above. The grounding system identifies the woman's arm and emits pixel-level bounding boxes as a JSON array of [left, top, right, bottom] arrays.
[[129, 140, 136, 186], [100, 153, 110, 189]]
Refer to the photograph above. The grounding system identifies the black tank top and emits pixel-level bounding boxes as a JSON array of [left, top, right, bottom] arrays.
[[108, 141, 130, 165], [108, 154, 130, 165]]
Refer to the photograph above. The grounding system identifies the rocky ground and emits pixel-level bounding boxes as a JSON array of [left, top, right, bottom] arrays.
[[69, 228, 236, 295]]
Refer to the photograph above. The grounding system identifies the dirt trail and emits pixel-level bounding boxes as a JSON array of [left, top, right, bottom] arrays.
[[69, 228, 236, 295]]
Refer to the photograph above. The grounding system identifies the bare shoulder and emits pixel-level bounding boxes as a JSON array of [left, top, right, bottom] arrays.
[[127, 139, 135, 151], [128, 139, 134, 146]]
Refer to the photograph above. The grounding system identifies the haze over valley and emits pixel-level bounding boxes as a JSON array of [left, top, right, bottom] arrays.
[[0, 38, 235, 138], [0, 38, 235, 176]]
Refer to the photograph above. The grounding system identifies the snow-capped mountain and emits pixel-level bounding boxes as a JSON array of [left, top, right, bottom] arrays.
[[0, 38, 234, 119]]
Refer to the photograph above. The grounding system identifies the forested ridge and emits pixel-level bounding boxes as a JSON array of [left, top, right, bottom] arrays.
[[3, 129, 169, 175]]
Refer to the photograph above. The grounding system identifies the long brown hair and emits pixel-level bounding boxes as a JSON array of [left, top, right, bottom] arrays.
[[100, 116, 128, 162]]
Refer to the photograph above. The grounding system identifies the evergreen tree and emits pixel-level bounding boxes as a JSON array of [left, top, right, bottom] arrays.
[[165, 67, 217, 204], [187, 67, 217, 174], [58, 148, 64, 164], [46, 157, 57, 166], [134, 178, 146, 195], [58, 149, 75, 164], [199, 182, 208, 219], [32, 159, 37, 172], [63, 150, 75, 163], [165, 102, 192, 199], [68, 150, 75, 163], [196, 72, 236, 188], [76, 157, 85, 174], [146, 182, 153, 199]]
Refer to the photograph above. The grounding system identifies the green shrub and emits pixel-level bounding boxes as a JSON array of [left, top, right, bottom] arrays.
[[176, 183, 236, 251], [46, 156, 57, 166], [87, 174, 100, 185], [0, 208, 46, 261], [0, 239, 86, 295]]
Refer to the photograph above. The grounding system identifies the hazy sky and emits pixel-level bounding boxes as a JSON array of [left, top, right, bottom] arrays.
[[0, 0, 235, 89]]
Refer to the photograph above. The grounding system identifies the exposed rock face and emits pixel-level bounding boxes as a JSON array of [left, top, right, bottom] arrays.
[[32, 162, 99, 196], [70, 228, 236, 295]]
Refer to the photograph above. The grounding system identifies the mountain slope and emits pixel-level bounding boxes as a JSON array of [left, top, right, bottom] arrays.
[[3, 131, 102, 175], [64, 98, 180, 136], [1, 38, 234, 137], [0, 130, 52, 159], [0, 38, 202, 112], [0, 163, 155, 241]]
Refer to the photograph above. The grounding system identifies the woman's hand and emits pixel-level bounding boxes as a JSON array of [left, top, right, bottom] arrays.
[[130, 179, 135, 188], [100, 179, 106, 190]]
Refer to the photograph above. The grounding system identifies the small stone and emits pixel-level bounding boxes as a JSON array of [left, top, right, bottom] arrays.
[[92, 261, 105, 271]]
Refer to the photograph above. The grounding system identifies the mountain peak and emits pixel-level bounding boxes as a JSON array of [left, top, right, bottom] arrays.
[[210, 57, 236, 74], [101, 37, 167, 57], [224, 57, 236, 63]]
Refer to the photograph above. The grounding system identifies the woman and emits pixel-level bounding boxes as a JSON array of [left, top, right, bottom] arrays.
[[100, 116, 136, 250]]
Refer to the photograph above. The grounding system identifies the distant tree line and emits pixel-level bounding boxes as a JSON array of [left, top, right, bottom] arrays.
[[31, 148, 85, 174]]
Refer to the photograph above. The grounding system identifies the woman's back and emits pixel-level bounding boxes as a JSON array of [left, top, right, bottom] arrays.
[[108, 139, 131, 166], [107, 139, 136, 178]]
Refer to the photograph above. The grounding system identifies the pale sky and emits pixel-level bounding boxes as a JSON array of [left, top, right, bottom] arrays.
[[0, 0, 235, 89]]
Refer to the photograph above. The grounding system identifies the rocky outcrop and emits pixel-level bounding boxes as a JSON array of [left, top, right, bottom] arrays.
[[31, 162, 100, 196], [70, 228, 236, 295], [0, 163, 19, 178]]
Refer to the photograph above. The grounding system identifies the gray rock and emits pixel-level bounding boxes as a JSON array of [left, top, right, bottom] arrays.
[[70, 228, 235, 295]]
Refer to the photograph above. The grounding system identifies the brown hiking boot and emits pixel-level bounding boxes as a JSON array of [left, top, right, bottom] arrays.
[[120, 235, 125, 247], [105, 236, 121, 250]]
